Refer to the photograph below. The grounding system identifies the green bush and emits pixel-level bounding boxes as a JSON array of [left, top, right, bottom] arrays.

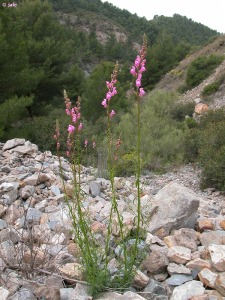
[[186, 54, 224, 89], [199, 121, 225, 191], [183, 108, 225, 191], [115, 152, 142, 177], [201, 82, 220, 96], [183, 128, 200, 162], [169, 101, 195, 121], [0, 95, 33, 139], [114, 91, 185, 172], [6, 108, 68, 153]]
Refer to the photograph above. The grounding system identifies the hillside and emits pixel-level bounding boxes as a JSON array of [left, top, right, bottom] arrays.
[[155, 34, 225, 109], [50, 0, 219, 47]]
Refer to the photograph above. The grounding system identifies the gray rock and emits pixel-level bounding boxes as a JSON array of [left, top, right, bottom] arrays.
[[0, 240, 17, 265], [200, 230, 225, 246], [13, 141, 38, 155], [0, 182, 14, 192], [142, 278, 167, 296], [143, 250, 169, 274], [20, 185, 35, 199], [165, 273, 193, 286], [146, 182, 200, 237], [51, 184, 61, 196], [60, 288, 74, 300], [8, 287, 37, 300], [0, 287, 10, 300], [170, 280, 205, 300], [3, 138, 25, 151], [89, 181, 101, 197], [26, 207, 41, 223], [1, 166, 11, 173], [0, 219, 7, 229], [0, 228, 20, 243], [3, 188, 18, 204]]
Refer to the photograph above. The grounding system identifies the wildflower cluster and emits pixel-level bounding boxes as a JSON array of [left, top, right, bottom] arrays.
[[130, 35, 147, 97], [64, 90, 82, 134], [101, 62, 119, 118], [63, 90, 83, 157]]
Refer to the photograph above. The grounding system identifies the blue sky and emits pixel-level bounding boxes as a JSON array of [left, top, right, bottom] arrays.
[[101, 0, 225, 33]]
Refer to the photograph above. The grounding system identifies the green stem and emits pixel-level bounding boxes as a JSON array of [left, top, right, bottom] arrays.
[[134, 92, 141, 264]]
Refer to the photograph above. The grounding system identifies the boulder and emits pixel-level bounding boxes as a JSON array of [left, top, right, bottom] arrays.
[[146, 182, 200, 237]]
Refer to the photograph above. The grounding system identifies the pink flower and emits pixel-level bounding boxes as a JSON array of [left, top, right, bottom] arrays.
[[68, 124, 75, 134], [78, 123, 83, 131], [130, 66, 136, 76], [139, 88, 145, 97], [65, 109, 70, 115], [112, 87, 117, 96], [92, 141, 96, 148], [84, 139, 88, 147], [106, 81, 112, 89], [136, 79, 141, 88], [106, 92, 112, 100], [102, 99, 108, 108], [135, 55, 141, 67], [109, 110, 116, 118], [72, 115, 77, 123]]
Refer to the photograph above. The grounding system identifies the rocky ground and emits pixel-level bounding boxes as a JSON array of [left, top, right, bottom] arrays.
[[1, 139, 225, 300]]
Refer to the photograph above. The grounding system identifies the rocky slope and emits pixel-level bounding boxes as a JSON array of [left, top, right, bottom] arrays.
[[1, 138, 225, 299], [155, 34, 225, 110]]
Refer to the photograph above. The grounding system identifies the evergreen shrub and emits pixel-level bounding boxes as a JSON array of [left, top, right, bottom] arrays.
[[201, 82, 220, 96], [186, 54, 224, 89]]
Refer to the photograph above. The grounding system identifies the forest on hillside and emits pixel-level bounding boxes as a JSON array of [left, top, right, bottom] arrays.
[[1, 0, 225, 191]]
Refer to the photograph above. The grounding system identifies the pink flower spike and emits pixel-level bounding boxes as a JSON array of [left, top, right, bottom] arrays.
[[68, 124, 75, 134], [102, 99, 108, 108], [92, 141, 96, 149], [139, 88, 145, 97], [84, 139, 88, 147], [109, 110, 116, 118]]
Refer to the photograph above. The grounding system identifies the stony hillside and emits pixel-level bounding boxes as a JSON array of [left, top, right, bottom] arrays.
[[56, 11, 128, 45], [155, 34, 225, 109], [1, 139, 225, 299]]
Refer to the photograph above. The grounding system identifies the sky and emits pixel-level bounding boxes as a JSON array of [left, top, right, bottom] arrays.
[[101, 0, 225, 34]]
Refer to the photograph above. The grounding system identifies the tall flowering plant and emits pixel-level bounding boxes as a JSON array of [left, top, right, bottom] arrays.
[[57, 91, 104, 295], [56, 35, 147, 296], [101, 63, 131, 285], [130, 34, 147, 262]]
